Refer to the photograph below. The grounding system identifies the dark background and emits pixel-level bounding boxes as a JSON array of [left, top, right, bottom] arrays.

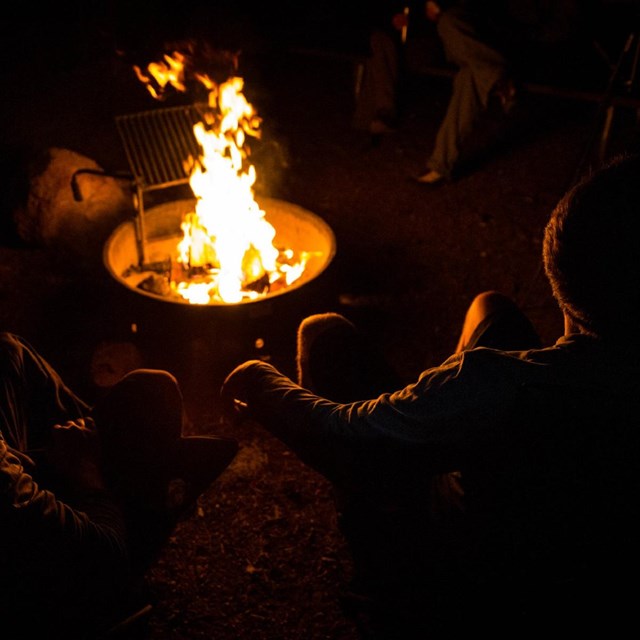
[[1, 2, 639, 637]]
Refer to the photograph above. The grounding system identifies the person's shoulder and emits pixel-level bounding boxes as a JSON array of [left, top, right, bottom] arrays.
[[461, 343, 550, 362], [452, 344, 562, 385]]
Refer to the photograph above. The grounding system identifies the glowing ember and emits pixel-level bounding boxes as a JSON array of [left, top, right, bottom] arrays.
[[131, 49, 312, 304]]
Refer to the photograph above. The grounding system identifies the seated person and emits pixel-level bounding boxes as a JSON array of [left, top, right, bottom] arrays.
[[0, 335, 237, 638], [220, 152, 640, 636], [416, 0, 594, 185], [352, 2, 421, 135]]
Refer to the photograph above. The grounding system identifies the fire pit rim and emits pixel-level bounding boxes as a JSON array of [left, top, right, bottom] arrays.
[[103, 196, 337, 307]]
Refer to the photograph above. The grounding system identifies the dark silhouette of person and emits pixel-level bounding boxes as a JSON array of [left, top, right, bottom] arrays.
[[221, 153, 640, 637], [1, 334, 237, 638]]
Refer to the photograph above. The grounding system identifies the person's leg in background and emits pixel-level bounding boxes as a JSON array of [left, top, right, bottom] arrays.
[[417, 8, 509, 185], [295, 294, 540, 637]]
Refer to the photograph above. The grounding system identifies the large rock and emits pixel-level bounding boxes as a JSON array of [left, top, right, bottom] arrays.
[[13, 147, 135, 270]]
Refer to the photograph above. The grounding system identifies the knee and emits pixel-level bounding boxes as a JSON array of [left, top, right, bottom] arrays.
[[457, 291, 518, 353], [119, 368, 179, 392], [297, 313, 361, 393], [298, 313, 356, 336], [468, 291, 517, 319], [93, 369, 183, 444], [114, 369, 183, 419]]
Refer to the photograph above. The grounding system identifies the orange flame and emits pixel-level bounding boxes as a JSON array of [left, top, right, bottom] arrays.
[[136, 50, 309, 304], [133, 52, 187, 99]]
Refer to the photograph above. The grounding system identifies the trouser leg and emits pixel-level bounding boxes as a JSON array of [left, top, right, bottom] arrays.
[[91, 369, 184, 509], [427, 66, 479, 176], [427, 9, 508, 176], [92, 369, 184, 470], [92, 369, 189, 573], [438, 8, 508, 82], [0, 332, 89, 452]]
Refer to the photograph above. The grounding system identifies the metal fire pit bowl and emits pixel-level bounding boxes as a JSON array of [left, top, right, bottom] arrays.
[[103, 197, 336, 306]]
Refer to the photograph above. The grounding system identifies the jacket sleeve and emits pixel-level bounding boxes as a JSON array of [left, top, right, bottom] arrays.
[[221, 358, 470, 491], [221, 349, 524, 490]]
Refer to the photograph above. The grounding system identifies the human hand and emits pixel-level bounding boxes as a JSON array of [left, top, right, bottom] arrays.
[[219, 360, 262, 427], [46, 418, 105, 492]]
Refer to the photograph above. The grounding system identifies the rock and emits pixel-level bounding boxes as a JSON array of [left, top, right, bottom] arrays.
[[13, 147, 135, 270]]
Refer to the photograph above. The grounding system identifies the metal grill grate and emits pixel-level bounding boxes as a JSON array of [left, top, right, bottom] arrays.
[[115, 104, 206, 189]]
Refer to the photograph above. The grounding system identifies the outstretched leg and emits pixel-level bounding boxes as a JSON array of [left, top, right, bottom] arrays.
[[92, 369, 237, 574]]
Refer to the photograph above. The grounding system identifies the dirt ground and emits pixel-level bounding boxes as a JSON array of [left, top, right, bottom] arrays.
[[1, 6, 639, 639]]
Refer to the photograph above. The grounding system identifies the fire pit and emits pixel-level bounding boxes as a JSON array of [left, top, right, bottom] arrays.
[[104, 195, 336, 306], [96, 47, 336, 307]]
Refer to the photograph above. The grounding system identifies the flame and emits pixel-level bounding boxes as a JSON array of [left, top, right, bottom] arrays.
[[133, 52, 187, 99], [135, 50, 310, 304]]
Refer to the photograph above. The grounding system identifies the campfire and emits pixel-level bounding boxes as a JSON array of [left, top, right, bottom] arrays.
[[105, 195, 335, 306], [102, 44, 334, 306]]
